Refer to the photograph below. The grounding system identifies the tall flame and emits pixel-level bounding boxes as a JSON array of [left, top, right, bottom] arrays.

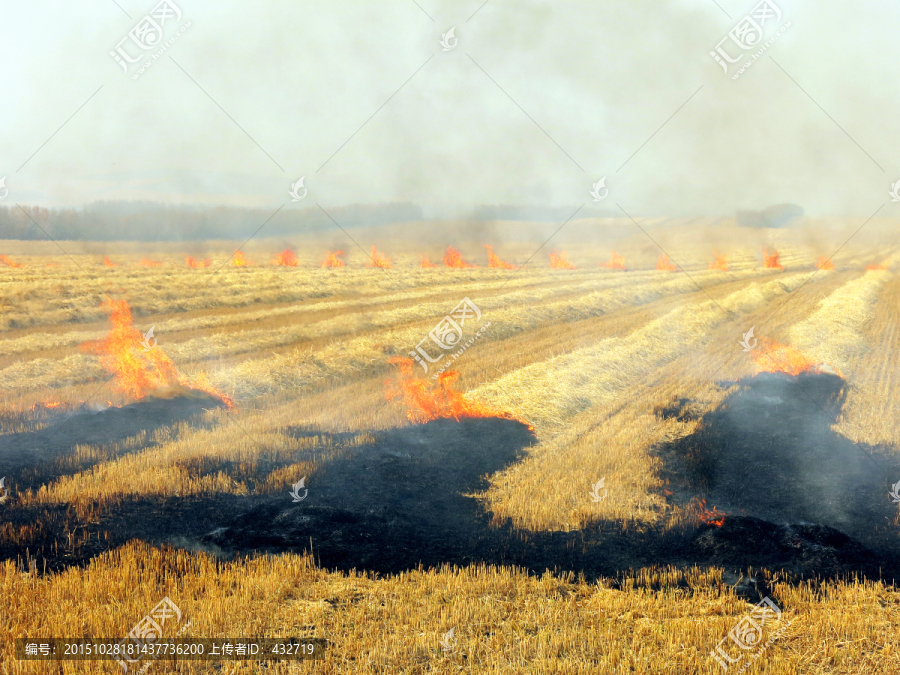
[[762, 249, 783, 270], [385, 356, 530, 428], [549, 251, 576, 269], [233, 250, 252, 267], [443, 246, 477, 268], [271, 249, 298, 267], [750, 338, 838, 377], [485, 245, 515, 269], [80, 298, 234, 408], [186, 256, 212, 268], [656, 254, 677, 271], [139, 259, 161, 267], [103, 256, 117, 267], [322, 250, 345, 268], [0, 255, 25, 268], [709, 251, 728, 271], [366, 245, 392, 268], [420, 255, 439, 268], [600, 251, 626, 270], [816, 256, 834, 270]]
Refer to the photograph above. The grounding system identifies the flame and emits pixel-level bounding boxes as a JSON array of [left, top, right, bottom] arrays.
[[420, 255, 438, 268], [443, 246, 477, 268], [709, 251, 728, 271], [656, 254, 677, 271], [0, 255, 25, 268], [233, 251, 252, 267], [866, 261, 889, 271], [485, 245, 515, 269], [322, 250, 345, 268], [186, 256, 211, 268], [763, 248, 783, 270], [385, 357, 531, 429], [693, 498, 727, 527], [600, 251, 626, 270], [366, 245, 392, 268], [139, 259, 161, 267], [103, 256, 117, 267], [33, 399, 65, 411], [750, 338, 839, 377], [549, 251, 576, 269], [80, 298, 234, 408], [816, 256, 834, 270], [271, 249, 298, 267]]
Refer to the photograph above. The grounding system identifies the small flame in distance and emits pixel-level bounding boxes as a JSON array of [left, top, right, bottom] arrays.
[[139, 259, 161, 267], [763, 249, 783, 270], [600, 251, 626, 270], [0, 255, 25, 268], [420, 255, 439, 268], [693, 498, 727, 527], [750, 338, 839, 377], [271, 249, 298, 267], [322, 250, 345, 268], [485, 245, 515, 269], [709, 251, 728, 271], [816, 256, 834, 270], [103, 256, 117, 267], [385, 356, 531, 428], [443, 246, 477, 268], [233, 251, 252, 267], [186, 256, 211, 268], [866, 261, 889, 271], [656, 254, 677, 271], [549, 251, 576, 269], [366, 245, 392, 268]]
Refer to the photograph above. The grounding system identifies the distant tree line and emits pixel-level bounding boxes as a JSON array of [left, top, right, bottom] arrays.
[[0, 202, 424, 241]]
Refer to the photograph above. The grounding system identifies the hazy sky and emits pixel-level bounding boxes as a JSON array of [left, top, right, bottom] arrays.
[[1, 0, 898, 217]]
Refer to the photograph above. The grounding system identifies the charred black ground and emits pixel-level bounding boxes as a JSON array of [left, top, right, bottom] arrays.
[[2, 372, 900, 593]]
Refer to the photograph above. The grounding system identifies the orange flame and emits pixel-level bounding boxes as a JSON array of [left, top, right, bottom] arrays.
[[485, 245, 515, 269], [322, 250, 345, 268], [866, 261, 889, 271], [443, 246, 477, 268], [385, 357, 530, 428], [271, 249, 298, 267], [420, 255, 438, 268], [0, 255, 25, 268], [656, 254, 677, 271], [549, 251, 576, 269], [80, 298, 234, 408], [139, 259, 161, 267], [366, 245, 392, 268], [763, 248, 783, 270], [233, 250, 252, 267], [709, 251, 728, 271], [816, 256, 834, 270], [186, 256, 211, 268], [103, 256, 117, 267], [693, 498, 727, 527], [750, 338, 838, 377], [600, 251, 626, 270]]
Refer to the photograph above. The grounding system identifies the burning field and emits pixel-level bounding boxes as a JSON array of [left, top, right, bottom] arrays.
[[2, 235, 900, 673]]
